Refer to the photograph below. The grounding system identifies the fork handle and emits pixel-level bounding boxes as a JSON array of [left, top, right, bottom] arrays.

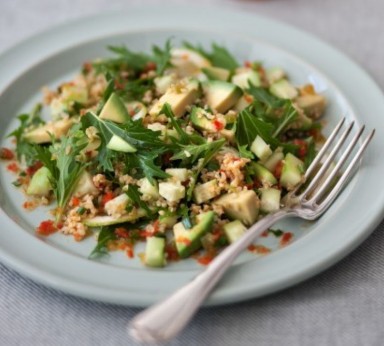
[[129, 209, 292, 343]]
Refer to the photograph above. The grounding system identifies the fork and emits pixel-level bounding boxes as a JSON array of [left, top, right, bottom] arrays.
[[129, 118, 375, 343]]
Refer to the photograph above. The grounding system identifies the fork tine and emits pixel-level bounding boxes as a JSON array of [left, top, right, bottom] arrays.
[[306, 125, 366, 204], [304, 117, 346, 179], [300, 120, 354, 197], [315, 129, 375, 214]]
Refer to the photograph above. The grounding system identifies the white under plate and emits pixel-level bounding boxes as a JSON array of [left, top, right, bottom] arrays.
[[0, 5, 383, 307]]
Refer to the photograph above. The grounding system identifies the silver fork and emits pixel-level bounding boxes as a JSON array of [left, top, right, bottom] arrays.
[[129, 118, 375, 343]]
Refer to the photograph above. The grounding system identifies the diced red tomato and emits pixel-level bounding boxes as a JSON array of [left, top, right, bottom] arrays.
[[71, 197, 80, 207], [7, 162, 19, 173], [0, 148, 14, 160], [26, 161, 43, 176], [293, 139, 307, 158], [213, 119, 224, 131], [197, 254, 214, 266], [248, 244, 271, 255], [176, 237, 192, 246], [126, 245, 134, 258], [115, 227, 130, 239], [102, 191, 114, 206], [36, 220, 57, 236], [165, 243, 180, 261], [152, 220, 160, 234], [280, 232, 293, 247], [274, 160, 284, 180], [144, 61, 157, 72], [244, 60, 252, 68]]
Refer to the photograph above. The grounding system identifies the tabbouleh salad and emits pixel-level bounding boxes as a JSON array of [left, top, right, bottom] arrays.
[[1, 41, 327, 267]]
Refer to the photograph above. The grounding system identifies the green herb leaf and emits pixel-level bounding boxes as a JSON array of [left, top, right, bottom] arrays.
[[238, 144, 254, 159], [235, 109, 278, 148], [8, 104, 45, 164], [152, 39, 173, 75], [269, 229, 284, 237], [171, 138, 226, 165], [125, 185, 152, 215], [81, 111, 165, 150], [35, 125, 88, 223], [272, 102, 298, 137], [185, 139, 226, 200], [160, 103, 191, 145], [209, 43, 239, 70], [94, 46, 152, 75], [183, 42, 239, 70], [89, 226, 117, 259]]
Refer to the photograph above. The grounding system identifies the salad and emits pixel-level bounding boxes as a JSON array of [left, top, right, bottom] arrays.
[[1, 41, 326, 267]]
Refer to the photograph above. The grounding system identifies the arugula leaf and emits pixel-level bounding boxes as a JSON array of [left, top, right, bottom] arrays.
[[35, 125, 88, 222], [171, 138, 226, 165], [125, 185, 152, 215], [124, 149, 169, 184], [182, 41, 208, 58], [236, 109, 278, 148], [160, 103, 191, 144], [152, 39, 173, 75], [272, 102, 298, 137], [118, 77, 154, 102], [81, 112, 165, 149], [137, 151, 170, 183], [95, 78, 115, 114], [8, 104, 45, 164], [94, 46, 152, 75], [246, 84, 298, 137], [186, 139, 225, 200], [303, 137, 316, 169], [183, 42, 239, 70], [237, 144, 254, 159], [89, 226, 117, 259], [247, 84, 286, 109], [209, 43, 239, 70]]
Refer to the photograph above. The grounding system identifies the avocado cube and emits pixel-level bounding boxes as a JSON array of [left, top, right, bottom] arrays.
[[203, 80, 243, 113], [26, 166, 52, 197], [173, 211, 215, 258], [150, 79, 199, 118], [99, 92, 130, 123], [215, 190, 260, 226]]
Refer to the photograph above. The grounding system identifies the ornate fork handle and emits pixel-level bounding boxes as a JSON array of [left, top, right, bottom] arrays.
[[129, 209, 292, 343]]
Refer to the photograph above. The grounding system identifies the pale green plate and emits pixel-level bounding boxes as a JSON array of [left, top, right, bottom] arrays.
[[0, 5, 383, 306]]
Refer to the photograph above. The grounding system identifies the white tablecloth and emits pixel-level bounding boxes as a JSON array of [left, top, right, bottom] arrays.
[[1, 0, 384, 345]]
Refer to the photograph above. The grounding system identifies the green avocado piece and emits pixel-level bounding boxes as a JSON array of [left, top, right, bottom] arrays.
[[149, 79, 200, 118], [26, 166, 52, 196], [296, 94, 326, 119], [99, 92, 130, 123], [269, 79, 298, 100], [173, 211, 215, 258], [203, 80, 243, 113], [231, 69, 261, 89], [215, 190, 259, 226], [202, 66, 231, 81], [106, 135, 137, 153], [24, 118, 74, 144], [190, 107, 225, 133], [84, 208, 147, 227]]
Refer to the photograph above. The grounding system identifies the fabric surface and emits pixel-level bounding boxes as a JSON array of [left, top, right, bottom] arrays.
[[1, 0, 384, 345]]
